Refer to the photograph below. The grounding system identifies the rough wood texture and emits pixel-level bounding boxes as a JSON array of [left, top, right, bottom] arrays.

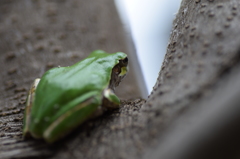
[[1, 0, 240, 158], [142, 0, 240, 158], [0, 0, 143, 158]]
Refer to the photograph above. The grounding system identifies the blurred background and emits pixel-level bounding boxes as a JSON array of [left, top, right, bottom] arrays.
[[115, 0, 182, 94]]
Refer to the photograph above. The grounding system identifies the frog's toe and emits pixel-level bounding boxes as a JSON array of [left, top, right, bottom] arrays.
[[102, 88, 120, 109], [23, 78, 41, 138]]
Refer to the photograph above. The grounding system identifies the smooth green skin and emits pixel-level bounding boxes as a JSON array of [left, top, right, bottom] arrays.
[[23, 50, 127, 143]]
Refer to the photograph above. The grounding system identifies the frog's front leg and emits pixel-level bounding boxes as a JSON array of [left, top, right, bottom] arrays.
[[23, 78, 41, 137], [102, 88, 120, 109]]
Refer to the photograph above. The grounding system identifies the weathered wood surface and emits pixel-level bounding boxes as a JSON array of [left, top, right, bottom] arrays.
[[143, 0, 240, 158], [1, 0, 240, 158], [0, 0, 143, 158]]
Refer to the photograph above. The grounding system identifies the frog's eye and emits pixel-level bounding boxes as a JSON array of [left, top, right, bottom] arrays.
[[123, 57, 128, 64], [119, 57, 128, 67]]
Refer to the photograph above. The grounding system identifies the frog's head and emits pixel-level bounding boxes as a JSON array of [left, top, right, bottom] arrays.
[[109, 57, 128, 90]]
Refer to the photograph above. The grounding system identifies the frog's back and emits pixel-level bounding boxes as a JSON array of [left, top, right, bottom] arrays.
[[30, 50, 127, 137], [43, 50, 127, 94]]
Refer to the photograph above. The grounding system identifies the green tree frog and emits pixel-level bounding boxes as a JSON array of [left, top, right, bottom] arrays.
[[23, 50, 128, 143]]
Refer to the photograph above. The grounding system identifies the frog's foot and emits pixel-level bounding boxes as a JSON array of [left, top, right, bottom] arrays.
[[102, 88, 120, 109], [23, 78, 41, 137]]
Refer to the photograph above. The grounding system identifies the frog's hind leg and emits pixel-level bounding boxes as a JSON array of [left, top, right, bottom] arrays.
[[23, 78, 41, 137], [43, 92, 101, 143], [102, 88, 120, 109]]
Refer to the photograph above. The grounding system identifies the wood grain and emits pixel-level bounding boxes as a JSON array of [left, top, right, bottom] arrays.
[[2, 0, 240, 158]]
